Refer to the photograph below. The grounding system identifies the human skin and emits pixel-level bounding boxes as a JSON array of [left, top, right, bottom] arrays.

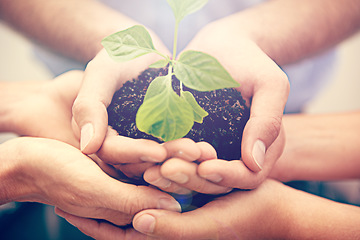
[[4, 0, 357, 190], [56, 111, 360, 239], [0, 137, 182, 226], [2, 0, 359, 190], [0, 71, 166, 172], [0, 0, 170, 154], [176, 0, 360, 189], [2, 0, 359, 193], [143, 0, 360, 191], [0, 70, 234, 228], [142, 112, 360, 193], [0, 71, 189, 226], [56, 179, 360, 240], [0, 70, 231, 195], [271, 111, 360, 182]]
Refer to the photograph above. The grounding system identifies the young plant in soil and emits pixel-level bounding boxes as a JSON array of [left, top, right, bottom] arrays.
[[102, 0, 242, 143], [103, 0, 250, 209]]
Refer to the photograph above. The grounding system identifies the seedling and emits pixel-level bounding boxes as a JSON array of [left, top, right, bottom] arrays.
[[102, 0, 239, 142]]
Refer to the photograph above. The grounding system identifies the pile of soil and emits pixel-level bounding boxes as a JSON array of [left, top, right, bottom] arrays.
[[107, 67, 250, 210], [107, 68, 250, 160]]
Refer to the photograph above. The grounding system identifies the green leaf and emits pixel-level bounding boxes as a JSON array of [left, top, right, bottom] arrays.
[[136, 85, 194, 141], [167, 0, 208, 23], [181, 91, 208, 123], [101, 25, 157, 62], [149, 59, 170, 69], [143, 76, 168, 101], [174, 50, 240, 91]]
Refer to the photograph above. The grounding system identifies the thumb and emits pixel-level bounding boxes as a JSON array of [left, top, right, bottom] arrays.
[[133, 210, 217, 240], [72, 96, 109, 154], [241, 115, 282, 172], [72, 54, 121, 154], [241, 72, 289, 172]]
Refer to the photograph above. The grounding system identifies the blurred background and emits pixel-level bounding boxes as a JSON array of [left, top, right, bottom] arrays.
[[1, 19, 360, 239]]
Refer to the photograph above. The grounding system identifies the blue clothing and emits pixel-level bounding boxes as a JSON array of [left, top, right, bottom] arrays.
[[33, 0, 337, 113]]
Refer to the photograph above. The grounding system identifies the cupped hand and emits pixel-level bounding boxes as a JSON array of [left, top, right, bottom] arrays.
[[97, 136, 226, 192], [143, 138, 232, 195], [132, 180, 288, 239], [176, 18, 289, 189], [54, 180, 291, 240], [1, 137, 181, 226], [1, 71, 83, 147], [2, 70, 172, 180], [72, 41, 171, 155], [142, 129, 283, 194]]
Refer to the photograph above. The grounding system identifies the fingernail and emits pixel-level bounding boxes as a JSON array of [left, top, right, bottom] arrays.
[[158, 198, 181, 212], [80, 123, 94, 151], [134, 214, 156, 234], [167, 173, 189, 184], [252, 140, 266, 171], [202, 174, 223, 183]]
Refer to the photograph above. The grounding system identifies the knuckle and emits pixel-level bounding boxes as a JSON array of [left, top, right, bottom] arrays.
[[72, 96, 88, 117], [263, 115, 282, 142], [276, 70, 290, 96]]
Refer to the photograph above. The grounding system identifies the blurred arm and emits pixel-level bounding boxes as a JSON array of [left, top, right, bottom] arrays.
[[271, 111, 360, 181], [209, 0, 360, 65], [0, 0, 165, 63]]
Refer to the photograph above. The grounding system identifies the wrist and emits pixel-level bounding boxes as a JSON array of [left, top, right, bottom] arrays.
[[0, 82, 20, 133], [0, 138, 39, 204]]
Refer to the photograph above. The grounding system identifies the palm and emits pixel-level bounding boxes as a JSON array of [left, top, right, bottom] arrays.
[[10, 71, 82, 146]]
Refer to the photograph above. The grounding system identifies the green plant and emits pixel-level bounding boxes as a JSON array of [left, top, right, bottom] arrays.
[[102, 0, 239, 142]]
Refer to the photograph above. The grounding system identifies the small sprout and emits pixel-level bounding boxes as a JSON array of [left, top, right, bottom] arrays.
[[102, 0, 239, 141]]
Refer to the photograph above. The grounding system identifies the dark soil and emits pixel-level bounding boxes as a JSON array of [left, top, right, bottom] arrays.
[[107, 67, 250, 211], [108, 68, 250, 160]]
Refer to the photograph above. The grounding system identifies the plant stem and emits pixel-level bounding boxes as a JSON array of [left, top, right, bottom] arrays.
[[172, 21, 184, 93], [172, 21, 179, 59]]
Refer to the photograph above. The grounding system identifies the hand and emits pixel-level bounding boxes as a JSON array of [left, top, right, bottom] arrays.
[[0, 70, 166, 185], [96, 137, 226, 193], [142, 129, 284, 194], [1, 70, 170, 179], [72, 41, 171, 155], [143, 138, 232, 195], [53, 180, 292, 239], [177, 18, 289, 189], [1, 71, 83, 147], [53, 179, 360, 240], [0, 137, 181, 226]]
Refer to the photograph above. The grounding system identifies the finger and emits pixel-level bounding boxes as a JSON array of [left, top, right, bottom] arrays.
[[241, 70, 289, 172], [196, 141, 218, 162], [95, 178, 182, 215], [162, 138, 201, 161], [198, 159, 266, 189], [72, 55, 119, 154], [90, 153, 124, 179], [116, 162, 155, 179], [160, 158, 232, 194], [54, 166, 182, 225], [97, 135, 167, 165], [73, 49, 166, 155], [55, 208, 148, 240], [144, 165, 193, 195]]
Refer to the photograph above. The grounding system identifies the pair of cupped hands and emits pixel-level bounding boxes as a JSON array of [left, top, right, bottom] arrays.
[[6, 21, 289, 239]]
